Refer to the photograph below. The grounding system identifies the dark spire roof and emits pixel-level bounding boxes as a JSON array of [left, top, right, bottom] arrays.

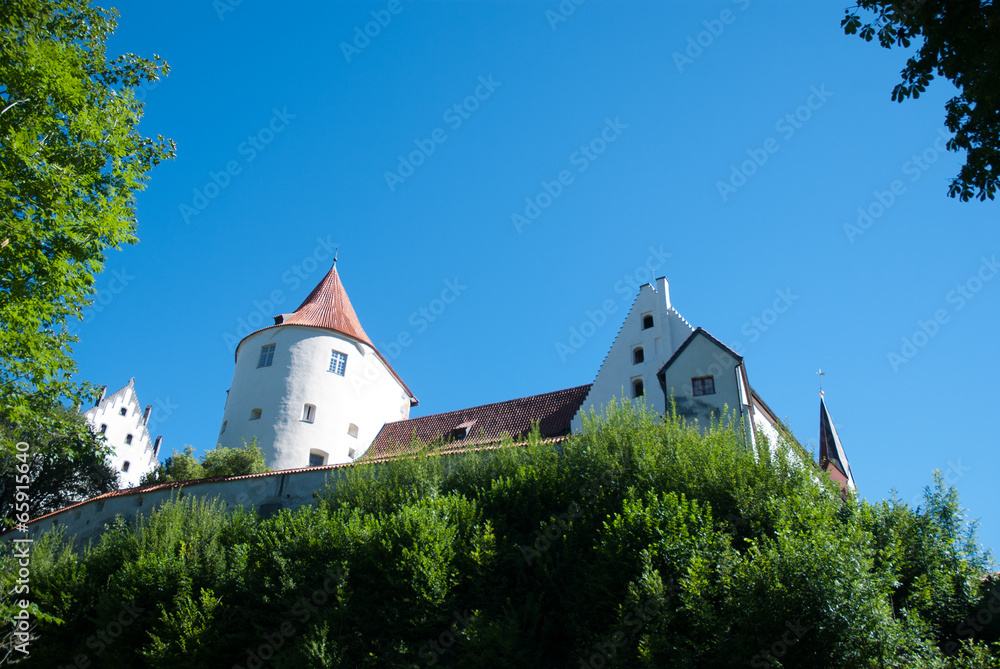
[[819, 394, 855, 491]]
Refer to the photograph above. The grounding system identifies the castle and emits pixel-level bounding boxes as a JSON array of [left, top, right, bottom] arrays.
[[83, 379, 162, 488], [6, 259, 855, 544]]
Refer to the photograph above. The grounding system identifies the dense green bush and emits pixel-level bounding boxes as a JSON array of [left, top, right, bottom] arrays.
[[4, 400, 997, 667]]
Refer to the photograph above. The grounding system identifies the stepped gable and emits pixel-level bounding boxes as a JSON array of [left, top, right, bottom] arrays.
[[367, 384, 593, 459]]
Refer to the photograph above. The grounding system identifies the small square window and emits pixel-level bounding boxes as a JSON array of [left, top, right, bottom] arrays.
[[257, 344, 276, 368], [302, 404, 316, 423], [119, 407, 127, 416], [642, 314, 654, 330], [309, 451, 327, 467], [692, 376, 715, 396], [633, 347, 644, 364], [125, 434, 133, 445], [122, 461, 130, 472], [328, 350, 347, 376], [348, 423, 359, 438], [250, 408, 262, 420]]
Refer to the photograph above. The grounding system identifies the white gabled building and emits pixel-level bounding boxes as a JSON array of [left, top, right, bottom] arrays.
[[571, 276, 693, 431], [218, 261, 418, 470], [83, 378, 162, 488]]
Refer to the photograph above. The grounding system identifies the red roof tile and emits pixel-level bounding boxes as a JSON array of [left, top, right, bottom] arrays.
[[366, 384, 592, 460], [233, 263, 417, 404], [277, 265, 374, 347]]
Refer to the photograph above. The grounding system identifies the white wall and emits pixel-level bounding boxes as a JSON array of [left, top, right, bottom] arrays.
[[659, 334, 744, 428], [220, 325, 412, 470], [571, 277, 693, 430]]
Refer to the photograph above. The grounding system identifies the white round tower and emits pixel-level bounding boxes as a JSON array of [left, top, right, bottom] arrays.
[[218, 262, 417, 470]]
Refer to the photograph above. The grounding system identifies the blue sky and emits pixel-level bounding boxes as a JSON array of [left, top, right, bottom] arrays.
[[78, 1, 998, 555]]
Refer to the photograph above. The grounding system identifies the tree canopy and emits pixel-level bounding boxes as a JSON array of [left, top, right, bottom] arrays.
[[843, 0, 1000, 201], [7, 403, 998, 667], [0, 0, 174, 435], [140, 439, 269, 485]]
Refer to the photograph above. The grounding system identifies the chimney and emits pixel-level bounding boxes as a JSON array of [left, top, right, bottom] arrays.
[[656, 276, 671, 309], [153, 436, 162, 455], [142, 405, 152, 425], [95, 385, 107, 407]]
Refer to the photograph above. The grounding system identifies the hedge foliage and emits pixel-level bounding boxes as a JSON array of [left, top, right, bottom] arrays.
[[4, 400, 998, 667]]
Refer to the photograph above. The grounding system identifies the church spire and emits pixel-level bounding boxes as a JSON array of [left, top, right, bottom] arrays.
[[819, 394, 856, 492]]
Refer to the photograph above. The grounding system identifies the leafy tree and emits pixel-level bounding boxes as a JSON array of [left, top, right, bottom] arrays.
[[0, 404, 117, 532], [141, 439, 268, 485], [0, 0, 175, 438], [842, 1, 1000, 201]]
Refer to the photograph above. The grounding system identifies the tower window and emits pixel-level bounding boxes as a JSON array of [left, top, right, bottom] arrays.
[[633, 347, 644, 364], [328, 350, 347, 376], [348, 447, 357, 459], [100, 424, 107, 434], [309, 450, 327, 467], [302, 404, 316, 423], [257, 344, 276, 368], [125, 434, 133, 445], [633, 379, 644, 398], [692, 376, 715, 396], [122, 461, 130, 473], [119, 407, 127, 416], [642, 314, 654, 330], [348, 423, 359, 438], [250, 408, 262, 420]]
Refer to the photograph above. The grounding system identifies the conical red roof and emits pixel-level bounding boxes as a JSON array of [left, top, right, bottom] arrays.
[[277, 265, 374, 347]]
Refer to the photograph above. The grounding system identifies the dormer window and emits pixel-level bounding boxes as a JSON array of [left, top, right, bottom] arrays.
[[119, 407, 127, 416], [633, 347, 644, 364], [257, 344, 275, 368], [632, 379, 644, 398], [642, 314, 654, 330], [692, 376, 715, 396], [125, 434, 133, 445], [328, 351, 347, 376]]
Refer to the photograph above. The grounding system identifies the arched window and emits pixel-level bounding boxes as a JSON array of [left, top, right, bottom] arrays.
[[125, 434, 133, 445], [642, 314, 654, 330], [633, 379, 644, 398], [119, 407, 127, 416], [309, 450, 327, 467], [633, 347, 644, 364], [100, 424, 107, 434]]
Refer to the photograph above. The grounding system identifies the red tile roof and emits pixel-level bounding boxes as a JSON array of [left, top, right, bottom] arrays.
[[277, 264, 374, 347], [233, 263, 417, 404], [366, 384, 592, 459]]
